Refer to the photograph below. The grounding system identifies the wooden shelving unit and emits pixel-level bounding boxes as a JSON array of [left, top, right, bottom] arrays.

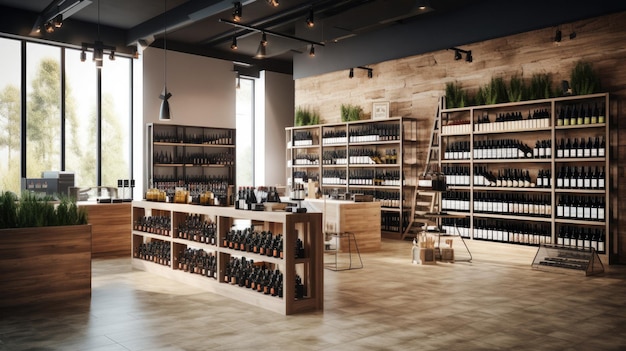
[[131, 201, 323, 315], [285, 117, 419, 237], [438, 93, 611, 263]]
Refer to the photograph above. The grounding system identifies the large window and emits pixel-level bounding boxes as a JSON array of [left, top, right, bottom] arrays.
[[0, 36, 133, 195], [0, 37, 21, 193], [26, 42, 61, 179]]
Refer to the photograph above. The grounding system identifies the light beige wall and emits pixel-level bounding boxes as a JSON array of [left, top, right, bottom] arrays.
[[294, 11, 626, 263], [142, 47, 236, 128], [260, 71, 294, 187]]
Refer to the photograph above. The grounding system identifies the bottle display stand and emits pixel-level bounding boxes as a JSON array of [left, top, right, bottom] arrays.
[[532, 244, 604, 276], [131, 201, 323, 315]]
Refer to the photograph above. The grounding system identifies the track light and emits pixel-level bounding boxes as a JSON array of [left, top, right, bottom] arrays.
[[450, 47, 472, 63], [230, 36, 238, 50], [53, 14, 63, 28], [109, 51, 115, 60], [415, 0, 431, 10], [306, 7, 315, 28], [254, 40, 266, 59], [261, 32, 268, 46], [266, 0, 279, 7], [96, 59, 103, 69], [93, 45, 103, 61], [367, 68, 373, 78], [44, 21, 55, 33], [236, 71, 241, 89], [309, 44, 315, 57], [349, 68, 354, 78], [80, 50, 86, 62], [232, 2, 242, 22]]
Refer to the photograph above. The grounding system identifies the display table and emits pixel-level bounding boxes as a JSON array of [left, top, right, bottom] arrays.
[[79, 201, 132, 258], [305, 198, 381, 252]]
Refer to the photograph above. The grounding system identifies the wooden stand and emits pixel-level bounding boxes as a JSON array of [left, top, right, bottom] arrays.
[[131, 201, 323, 315], [79, 202, 131, 258]]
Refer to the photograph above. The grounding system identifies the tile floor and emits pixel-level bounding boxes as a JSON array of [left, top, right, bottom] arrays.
[[1, 239, 626, 351]]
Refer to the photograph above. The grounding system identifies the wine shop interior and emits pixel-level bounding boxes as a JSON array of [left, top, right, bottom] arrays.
[[1, 0, 626, 350]]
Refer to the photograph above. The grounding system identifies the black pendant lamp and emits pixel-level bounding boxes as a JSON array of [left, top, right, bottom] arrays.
[[159, 0, 172, 120]]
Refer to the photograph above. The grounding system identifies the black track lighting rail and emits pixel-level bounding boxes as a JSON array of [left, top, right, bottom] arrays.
[[219, 18, 325, 47], [449, 47, 472, 62]]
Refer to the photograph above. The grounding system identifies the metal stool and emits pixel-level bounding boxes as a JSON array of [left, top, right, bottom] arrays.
[[324, 232, 363, 271]]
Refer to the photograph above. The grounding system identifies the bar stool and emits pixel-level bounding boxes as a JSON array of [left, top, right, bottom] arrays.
[[324, 232, 363, 271]]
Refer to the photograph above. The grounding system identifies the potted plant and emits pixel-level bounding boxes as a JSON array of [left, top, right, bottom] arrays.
[[341, 104, 363, 122], [570, 61, 601, 95], [0, 191, 92, 308]]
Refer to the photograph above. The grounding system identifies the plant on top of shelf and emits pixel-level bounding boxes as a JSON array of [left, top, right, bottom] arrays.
[[340, 104, 363, 122], [444, 82, 468, 108], [570, 61, 601, 95], [528, 73, 553, 100], [506, 75, 526, 102], [295, 106, 320, 126], [0, 191, 88, 229], [475, 77, 507, 105]]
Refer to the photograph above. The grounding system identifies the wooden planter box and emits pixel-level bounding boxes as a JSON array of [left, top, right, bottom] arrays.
[[0, 224, 92, 308]]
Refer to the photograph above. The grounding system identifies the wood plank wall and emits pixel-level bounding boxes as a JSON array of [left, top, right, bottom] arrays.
[[295, 11, 626, 263]]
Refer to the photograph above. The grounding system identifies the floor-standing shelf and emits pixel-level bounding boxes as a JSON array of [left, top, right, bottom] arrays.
[[438, 93, 611, 263], [131, 201, 323, 315], [285, 117, 418, 237]]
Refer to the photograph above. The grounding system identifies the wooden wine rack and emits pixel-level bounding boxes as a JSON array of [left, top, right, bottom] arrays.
[[131, 201, 323, 315]]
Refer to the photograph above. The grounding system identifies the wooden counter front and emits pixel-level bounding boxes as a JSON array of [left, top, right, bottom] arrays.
[[79, 202, 132, 258], [305, 199, 381, 252]]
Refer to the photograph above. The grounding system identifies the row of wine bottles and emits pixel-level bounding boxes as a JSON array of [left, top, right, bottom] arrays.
[[223, 257, 287, 297], [442, 191, 553, 217], [556, 195, 605, 221], [348, 123, 401, 142], [381, 212, 407, 233], [359, 190, 401, 208], [293, 131, 314, 146], [556, 166, 605, 189], [134, 216, 171, 236], [154, 151, 234, 165], [177, 248, 217, 278], [151, 176, 231, 204], [346, 170, 402, 186], [555, 136, 605, 158], [556, 103, 605, 126], [235, 186, 282, 210], [445, 165, 552, 188], [134, 241, 171, 266], [223, 228, 288, 258], [292, 171, 318, 183], [557, 226, 605, 252], [473, 219, 552, 245], [176, 214, 216, 244], [444, 139, 538, 160], [154, 131, 234, 145], [294, 153, 320, 165]]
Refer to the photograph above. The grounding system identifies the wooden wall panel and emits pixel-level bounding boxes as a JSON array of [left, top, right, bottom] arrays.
[[295, 11, 626, 263], [81, 202, 132, 258], [0, 225, 92, 308]]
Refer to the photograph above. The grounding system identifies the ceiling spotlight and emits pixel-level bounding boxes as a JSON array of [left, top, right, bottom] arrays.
[[465, 50, 472, 63], [80, 50, 86, 62], [44, 21, 55, 33], [230, 36, 238, 50], [306, 7, 315, 28], [266, 0, 279, 7], [569, 31, 577, 40], [96, 59, 103, 69], [454, 50, 462, 60], [93, 46, 103, 61], [367, 68, 373, 78], [415, 0, 431, 10], [309, 44, 315, 57], [109, 51, 115, 60], [554, 29, 562, 43], [232, 2, 242, 22], [349, 68, 354, 78], [53, 14, 63, 28], [254, 40, 266, 59], [261, 32, 268, 46]]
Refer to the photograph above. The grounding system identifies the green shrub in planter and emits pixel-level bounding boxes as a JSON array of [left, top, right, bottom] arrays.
[[507, 75, 526, 102], [528, 73, 553, 100], [445, 82, 468, 108], [0, 191, 88, 229], [570, 61, 601, 95]]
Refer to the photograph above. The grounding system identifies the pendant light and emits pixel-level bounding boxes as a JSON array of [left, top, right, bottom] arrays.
[[159, 0, 172, 120]]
